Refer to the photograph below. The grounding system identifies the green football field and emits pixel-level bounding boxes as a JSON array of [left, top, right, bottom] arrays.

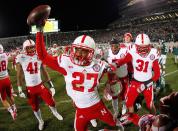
[[0, 53, 178, 131]]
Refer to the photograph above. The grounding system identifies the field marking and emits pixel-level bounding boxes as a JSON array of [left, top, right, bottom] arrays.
[[0, 99, 72, 110], [164, 70, 178, 77], [0, 70, 178, 110]]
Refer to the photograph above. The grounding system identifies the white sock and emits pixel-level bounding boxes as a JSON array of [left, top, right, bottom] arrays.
[[112, 98, 118, 115], [34, 109, 43, 123], [49, 106, 63, 120], [49, 106, 58, 114], [121, 101, 127, 115]]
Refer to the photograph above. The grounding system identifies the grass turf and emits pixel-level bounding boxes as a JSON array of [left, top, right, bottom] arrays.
[[0, 53, 178, 131]]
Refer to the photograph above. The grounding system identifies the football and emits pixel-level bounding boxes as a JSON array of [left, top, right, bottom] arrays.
[[27, 5, 51, 26]]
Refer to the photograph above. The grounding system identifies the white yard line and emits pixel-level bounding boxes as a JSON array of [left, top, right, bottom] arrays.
[[164, 70, 178, 77], [0, 99, 72, 110], [0, 70, 177, 110]]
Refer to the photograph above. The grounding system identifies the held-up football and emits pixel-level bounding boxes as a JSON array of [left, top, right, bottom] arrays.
[[27, 5, 51, 26]]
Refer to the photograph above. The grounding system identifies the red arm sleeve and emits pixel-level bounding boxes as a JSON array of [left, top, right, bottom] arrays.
[[127, 62, 133, 73], [152, 60, 160, 82], [36, 32, 67, 75], [116, 53, 132, 66]]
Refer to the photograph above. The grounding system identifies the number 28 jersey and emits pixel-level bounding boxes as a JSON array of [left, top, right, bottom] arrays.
[[0, 53, 9, 78], [16, 54, 42, 87], [58, 55, 107, 108]]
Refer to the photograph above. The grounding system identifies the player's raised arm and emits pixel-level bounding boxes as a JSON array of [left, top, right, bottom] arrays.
[[27, 5, 66, 75]]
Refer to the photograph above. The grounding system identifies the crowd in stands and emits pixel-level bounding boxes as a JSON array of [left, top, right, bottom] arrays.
[[0, 17, 178, 53], [44, 19, 178, 46]]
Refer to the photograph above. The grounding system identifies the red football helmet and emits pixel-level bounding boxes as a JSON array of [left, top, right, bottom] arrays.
[[135, 34, 151, 56], [70, 35, 95, 66], [23, 39, 36, 56], [0, 44, 4, 54]]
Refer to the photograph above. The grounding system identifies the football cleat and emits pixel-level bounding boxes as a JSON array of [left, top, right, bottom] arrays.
[[53, 112, 63, 121]]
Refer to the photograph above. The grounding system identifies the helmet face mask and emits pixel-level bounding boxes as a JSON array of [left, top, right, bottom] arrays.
[[135, 34, 151, 56], [23, 39, 36, 56], [0, 44, 4, 54], [70, 35, 95, 66], [136, 44, 151, 56], [25, 45, 36, 55]]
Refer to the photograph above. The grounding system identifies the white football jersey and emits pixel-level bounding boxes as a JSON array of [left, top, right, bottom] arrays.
[[57, 55, 107, 108], [16, 54, 42, 87], [107, 48, 128, 78], [123, 42, 133, 48], [129, 45, 159, 82], [0, 53, 9, 77]]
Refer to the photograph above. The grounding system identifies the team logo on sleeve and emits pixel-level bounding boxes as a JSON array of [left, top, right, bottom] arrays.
[[150, 54, 155, 60], [93, 64, 100, 72]]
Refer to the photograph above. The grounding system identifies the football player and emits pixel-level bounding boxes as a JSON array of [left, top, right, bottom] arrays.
[[114, 34, 160, 118], [35, 26, 124, 130], [120, 33, 133, 48], [0, 44, 17, 120], [16, 39, 63, 131], [173, 44, 178, 66], [106, 38, 129, 117], [51, 43, 60, 56], [159, 41, 168, 75]]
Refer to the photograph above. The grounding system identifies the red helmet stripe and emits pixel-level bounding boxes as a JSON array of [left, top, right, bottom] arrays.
[[29, 39, 32, 45], [81, 35, 87, 43], [141, 34, 144, 45]]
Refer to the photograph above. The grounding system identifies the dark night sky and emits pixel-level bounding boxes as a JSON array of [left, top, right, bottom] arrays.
[[0, 0, 120, 38]]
